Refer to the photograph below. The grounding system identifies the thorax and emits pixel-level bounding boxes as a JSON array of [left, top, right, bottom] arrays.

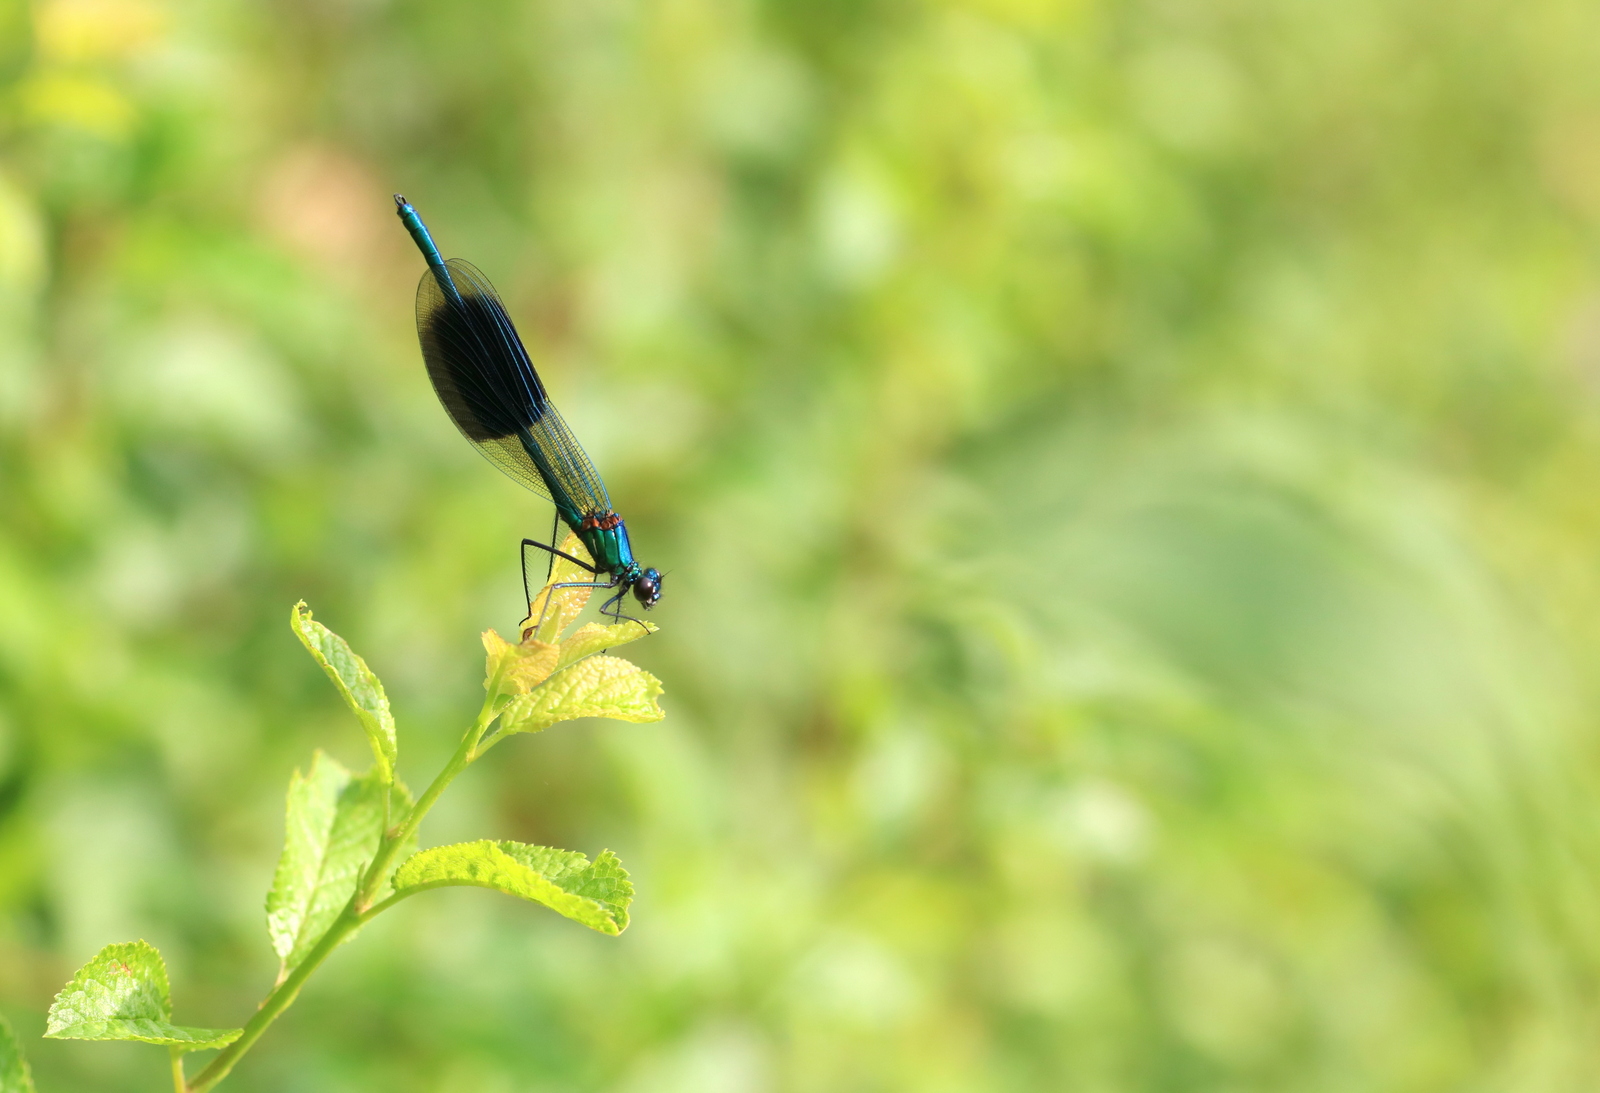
[[576, 510, 638, 579]]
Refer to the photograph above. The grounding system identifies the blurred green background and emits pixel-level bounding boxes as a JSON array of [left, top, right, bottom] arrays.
[[3, 0, 1600, 1089]]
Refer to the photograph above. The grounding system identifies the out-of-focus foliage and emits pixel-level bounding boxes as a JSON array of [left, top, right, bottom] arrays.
[[1, 0, 1600, 1088], [0, 1015, 35, 1093]]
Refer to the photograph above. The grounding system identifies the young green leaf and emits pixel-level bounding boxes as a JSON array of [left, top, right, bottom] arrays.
[[0, 1014, 35, 1093], [497, 655, 664, 736], [45, 941, 241, 1052], [266, 751, 409, 976], [392, 841, 632, 934], [291, 601, 398, 784]]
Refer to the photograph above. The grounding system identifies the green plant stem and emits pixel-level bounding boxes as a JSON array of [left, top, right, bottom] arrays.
[[354, 714, 478, 912], [169, 1047, 185, 1093], [186, 690, 500, 1093], [187, 900, 361, 1093]]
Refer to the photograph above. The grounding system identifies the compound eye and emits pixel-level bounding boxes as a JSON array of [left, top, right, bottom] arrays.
[[632, 569, 662, 608]]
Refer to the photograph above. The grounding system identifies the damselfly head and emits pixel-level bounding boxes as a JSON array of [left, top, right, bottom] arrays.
[[632, 568, 663, 610]]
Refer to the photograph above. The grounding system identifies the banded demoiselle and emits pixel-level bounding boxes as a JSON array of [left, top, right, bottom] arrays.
[[394, 195, 662, 625]]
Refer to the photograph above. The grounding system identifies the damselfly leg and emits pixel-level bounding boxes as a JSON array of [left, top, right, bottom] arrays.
[[521, 537, 600, 607], [519, 539, 648, 638], [522, 577, 617, 639], [598, 587, 653, 637], [521, 537, 608, 638], [544, 512, 560, 579]]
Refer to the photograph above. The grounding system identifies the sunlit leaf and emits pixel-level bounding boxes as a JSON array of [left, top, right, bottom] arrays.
[[556, 620, 657, 669], [498, 655, 664, 736], [520, 532, 596, 644], [483, 617, 658, 698], [45, 941, 241, 1052], [0, 1014, 35, 1093], [393, 840, 631, 934], [482, 628, 560, 696], [266, 751, 410, 976], [493, 535, 662, 705], [291, 602, 397, 784]]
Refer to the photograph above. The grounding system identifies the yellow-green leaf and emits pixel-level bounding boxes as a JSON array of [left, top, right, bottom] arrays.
[[45, 941, 241, 1052], [393, 840, 631, 934], [482, 629, 560, 695], [498, 655, 664, 735], [520, 532, 597, 644], [556, 620, 657, 670], [291, 602, 397, 784]]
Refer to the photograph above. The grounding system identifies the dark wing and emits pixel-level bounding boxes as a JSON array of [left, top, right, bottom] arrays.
[[416, 259, 611, 519]]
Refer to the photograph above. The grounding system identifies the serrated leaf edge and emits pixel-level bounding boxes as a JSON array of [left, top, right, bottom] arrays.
[[44, 941, 242, 1053], [393, 840, 631, 935], [291, 601, 398, 783], [498, 655, 664, 736]]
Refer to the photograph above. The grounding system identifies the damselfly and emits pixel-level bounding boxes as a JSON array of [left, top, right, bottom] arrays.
[[394, 195, 662, 626]]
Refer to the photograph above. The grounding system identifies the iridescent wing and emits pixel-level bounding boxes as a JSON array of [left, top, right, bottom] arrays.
[[415, 259, 611, 524]]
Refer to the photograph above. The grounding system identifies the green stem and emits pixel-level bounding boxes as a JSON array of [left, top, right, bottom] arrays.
[[169, 1047, 185, 1093], [187, 901, 363, 1093], [187, 689, 502, 1093], [355, 688, 498, 911], [358, 889, 411, 923]]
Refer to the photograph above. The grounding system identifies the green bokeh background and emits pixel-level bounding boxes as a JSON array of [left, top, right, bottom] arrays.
[[3, 0, 1600, 1089]]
